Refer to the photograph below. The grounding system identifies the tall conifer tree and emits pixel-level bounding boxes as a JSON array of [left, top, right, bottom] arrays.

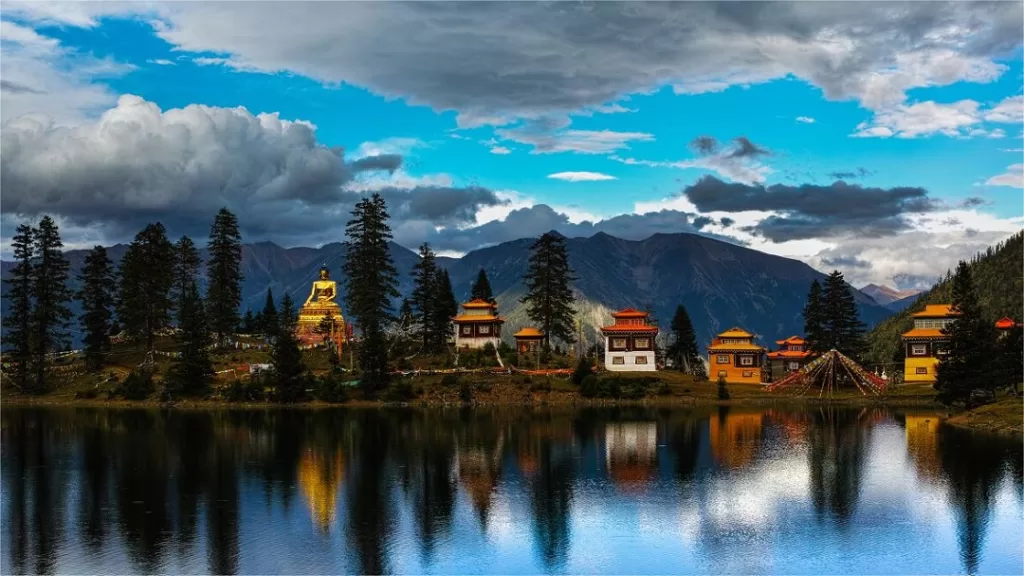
[[206, 208, 243, 345], [667, 304, 703, 376], [343, 193, 399, 394], [271, 293, 306, 402], [470, 269, 495, 303], [411, 243, 439, 352], [78, 246, 117, 371], [803, 279, 827, 352], [2, 224, 37, 392], [31, 216, 73, 390], [433, 269, 458, 349], [822, 271, 865, 357], [118, 222, 176, 353], [165, 281, 213, 397], [935, 261, 995, 401], [172, 236, 202, 320], [521, 232, 577, 350], [261, 288, 278, 338]]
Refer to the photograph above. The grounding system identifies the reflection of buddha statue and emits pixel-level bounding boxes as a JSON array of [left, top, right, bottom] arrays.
[[305, 266, 337, 307]]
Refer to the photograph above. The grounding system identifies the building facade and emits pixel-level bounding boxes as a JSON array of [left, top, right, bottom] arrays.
[[708, 327, 766, 384], [766, 335, 814, 381], [901, 304, 957, 383], [600, 308, 658, 372], [453, 299, 504, 350]]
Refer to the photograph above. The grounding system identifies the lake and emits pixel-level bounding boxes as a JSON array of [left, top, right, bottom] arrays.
[[1, 405, 1021, 575]]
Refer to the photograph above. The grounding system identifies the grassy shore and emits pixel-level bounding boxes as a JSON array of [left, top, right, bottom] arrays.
[[945, 396, 1024, 436]]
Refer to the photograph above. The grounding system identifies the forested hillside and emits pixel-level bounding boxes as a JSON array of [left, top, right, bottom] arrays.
[[864, 231, 1023, 367]]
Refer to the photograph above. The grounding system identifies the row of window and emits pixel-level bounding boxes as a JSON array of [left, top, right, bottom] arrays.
[[718, 338, 750, 345], [611, 338, 650, 349], [914, 319, 952, 329], [717, 370, 756, 378], [715, 354, 755, 366], [610, 356, 648, 365], [461, 325, 493, 335]]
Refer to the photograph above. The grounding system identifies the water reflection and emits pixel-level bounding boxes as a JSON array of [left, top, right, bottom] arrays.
[[1, 406, 1021, 575]]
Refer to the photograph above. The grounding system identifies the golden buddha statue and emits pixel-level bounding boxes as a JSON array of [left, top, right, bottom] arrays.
[[305, 266, 338, 307]]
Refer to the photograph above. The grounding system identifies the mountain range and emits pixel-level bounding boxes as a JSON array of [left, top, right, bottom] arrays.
[[2, 231, 894, 352], [860, 284, 923, 312]]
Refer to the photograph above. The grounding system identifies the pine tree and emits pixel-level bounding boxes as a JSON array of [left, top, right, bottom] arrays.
[[411, 243, 439, 352], [261, 288, 278, 339], [471, 268, 495, 303], [997, 324, 1023, 393], [935, 261, 996, 402], [271, 293, 306, 402], [317, 312, 337, 343], [239, 310, 256, 333], [432, 268, 457, 350], [165, 281, 213, 398], [30, 216, 74, 391], [521, 232, 577, 350], [667, 304, 702, 375], [78, 246, 117, 372], [822, 271, 865, 357], [118, 223, 176, 353], [206, 208, 243, 345], [172, 236, 202, 321], [803, 280, 827, 353], [342, 193, 399, 394], [2, 224, 37, 392]]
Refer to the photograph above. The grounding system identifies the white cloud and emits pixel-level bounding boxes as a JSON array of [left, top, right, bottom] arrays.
[[985, 164, 1024, 188], [147, 58, 175, 66], [547, 171, 617, 182], [796, 116, 816, 124], [489, 145, 511, 155], [984, 95, 1024, 124], [192, 56, 230, 67], [349, 137, 425, 160], [496, 124, 654, 155], [852, 100, 981, 138]]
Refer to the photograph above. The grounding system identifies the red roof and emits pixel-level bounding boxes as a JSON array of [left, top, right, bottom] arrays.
[[767, 350, 813, 359], [996, 317, 1020, 330], [611, 308, 651, 319], [462, 299, 498, 309], [601, 324, 659, 333], [452, 314, 505, 323], [775, 335, 806, 346]]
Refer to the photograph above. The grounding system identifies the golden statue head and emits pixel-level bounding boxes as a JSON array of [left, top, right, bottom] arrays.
[[319, 266, 330, 280]]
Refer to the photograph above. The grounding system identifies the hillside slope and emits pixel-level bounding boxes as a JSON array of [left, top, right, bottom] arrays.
[[864, 231, 1023, 366]]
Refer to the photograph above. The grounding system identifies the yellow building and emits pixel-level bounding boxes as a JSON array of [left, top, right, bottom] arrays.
[[901, 304, 958, 383], [708, 327, 766, 384]]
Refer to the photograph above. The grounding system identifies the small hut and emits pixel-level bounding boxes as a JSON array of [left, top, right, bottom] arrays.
[[514, 327, 544, 367]]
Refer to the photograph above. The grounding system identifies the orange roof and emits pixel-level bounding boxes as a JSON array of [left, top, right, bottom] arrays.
[[612, 308, 651, 318], [996, 317, 1020, 329], [901, 328, 947, 339], [767, 350, 813, 359], [708, 342, 765, 352], [452, 314, 505, 323], [717, 327, 754, 338], [775, 335, 806, 345], [462, 299, 498, 309], [514, 327, 544, 338], [601, 324, 659, 333], [912, 304, 958, 319]]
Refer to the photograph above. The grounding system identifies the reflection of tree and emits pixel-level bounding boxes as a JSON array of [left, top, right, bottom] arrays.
[[345, 411, 394, 575], [207, 431, 240, 575], [937, 425, 1018, 574], [166, 412, 210, 556], [529, 437, 574, 572], [806, 407, 871, 522], [666, 416, 703, 483], [457, 409, 506, 531], [114, 410, 173, 573], [3, 409, 31, 574], [79, 410, 111, 554]]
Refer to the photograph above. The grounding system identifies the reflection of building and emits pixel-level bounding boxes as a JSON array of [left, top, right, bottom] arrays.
[[458, 446, 502, 527], [901, 305, 957, 383], [709, 410, 763, 469], [904, 414, 940, 480], [767, 336, 814, 380], [297, 447, 345, 533], [296, 266, 346, 353], [605, 422, 657, 490], [453, 299, 504, 349], [600, 309, 658, 371], [708, 327, 766, 384]]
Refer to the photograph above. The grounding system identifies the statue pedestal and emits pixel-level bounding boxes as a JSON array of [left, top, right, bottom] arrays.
[[295, 301, 345, 352]]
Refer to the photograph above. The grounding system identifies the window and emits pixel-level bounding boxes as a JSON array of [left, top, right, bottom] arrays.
[[739, 356, 754, 366], [911, 344, 926, 356], [742, 371, 753, 378], [717, 370, 727, 377], [716, 355, 730, 364], [478, 324, 490, 335], [612, 338, 627, 349], [789, 345, 803, 352], [788, 362, 800, 371], [916, 367, 927, 375], [612, 356, 625, 365], [462, 326, 472, 335], [634, 338, 650, 349], [635, 356, 648, 364]]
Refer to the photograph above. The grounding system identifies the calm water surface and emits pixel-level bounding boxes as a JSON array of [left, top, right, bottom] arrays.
[[1, 406, 1021, 575]]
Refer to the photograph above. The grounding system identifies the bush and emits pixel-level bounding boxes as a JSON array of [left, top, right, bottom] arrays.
[[482, 342, 497, 356], [312, 375, 351, 403], [385, 380, 418, 402], [116, 370, 154, 400], [75, 388, 99, 400], [498, 341, 513, 356], [224, 376, 266, 402], [520, 375, 533, 385], [717, 376, 730, 400], [580, 375, 600, 398], [657, 383, 672, 396], [441, 374, 459, 387], [572, 356, 591, 386], [459, 382, 474, 403]]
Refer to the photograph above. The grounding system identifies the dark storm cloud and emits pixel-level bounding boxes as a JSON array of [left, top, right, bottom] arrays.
[[728, 137, 771, 159], [0, 80, 45, 95], [720, 217, 735, 228], [690, 136, 719, 155], [821, 255, 872, 269], [683, 175, 940, 242], [349, 153, 403, 173], [691, 216, 714, 230], [960, 197, 988, 208]]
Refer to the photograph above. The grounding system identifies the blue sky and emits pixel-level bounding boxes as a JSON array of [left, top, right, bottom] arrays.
[[1, 2, 1022, 287]]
